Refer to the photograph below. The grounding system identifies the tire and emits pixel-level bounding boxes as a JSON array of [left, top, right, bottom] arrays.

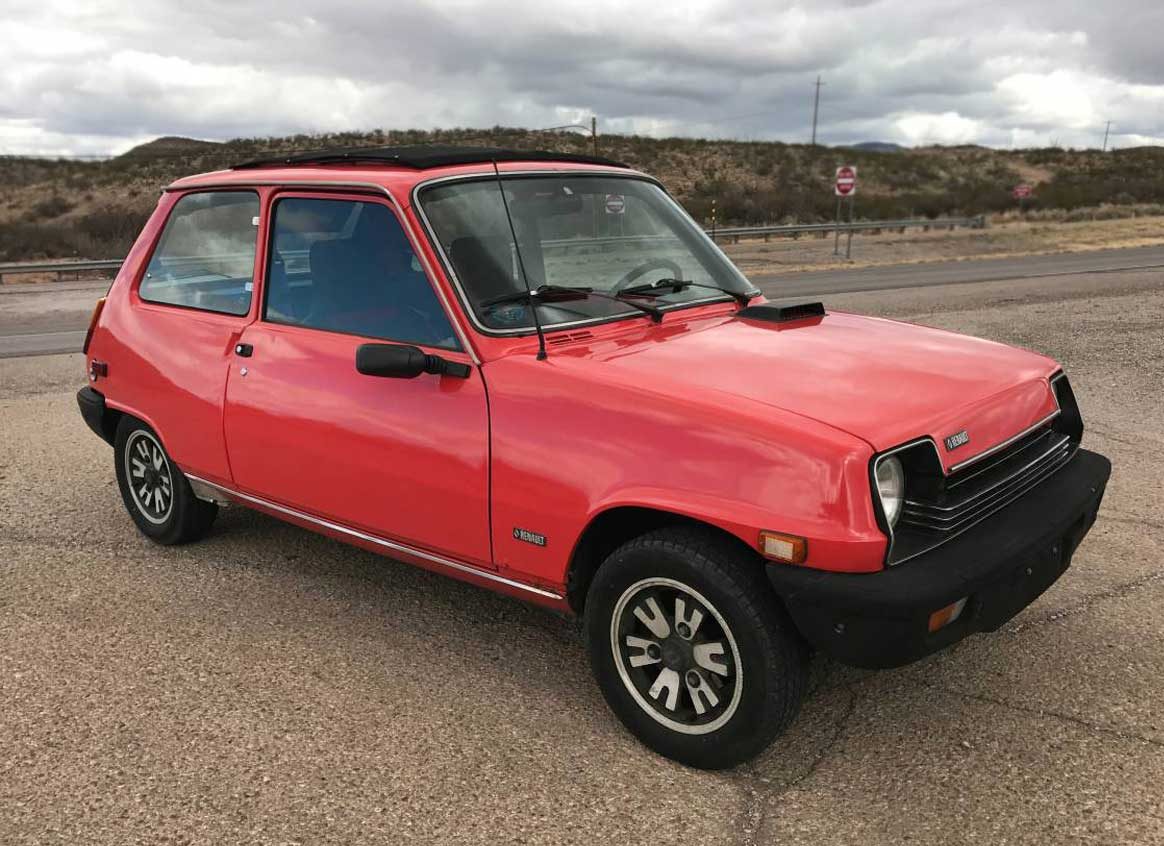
[[585, 526, 807, 769], [114, 417, 217, 545]]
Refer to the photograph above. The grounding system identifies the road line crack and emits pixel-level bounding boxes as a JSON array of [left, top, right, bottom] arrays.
[[927, 683, 1163, 749], [1006, 569, 1164, 634]]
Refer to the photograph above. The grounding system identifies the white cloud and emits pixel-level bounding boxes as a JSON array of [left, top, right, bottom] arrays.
[[997, 71, 1100, 129], [894, 112, 987, 146], [1, 0, 1162, 155]]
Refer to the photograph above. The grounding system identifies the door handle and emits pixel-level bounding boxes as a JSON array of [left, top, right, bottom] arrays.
[[234, 343, 253, 357]]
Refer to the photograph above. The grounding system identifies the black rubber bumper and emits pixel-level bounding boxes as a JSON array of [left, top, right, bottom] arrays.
[[77, 386, 114, 445], [766, 449, 1111, 669]]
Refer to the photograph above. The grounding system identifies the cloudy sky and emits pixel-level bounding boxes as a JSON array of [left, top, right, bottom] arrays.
[[3, 0, 1163, 156]]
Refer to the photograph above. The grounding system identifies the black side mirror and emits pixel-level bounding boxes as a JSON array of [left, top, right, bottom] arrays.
[[356, 343, 471, 379]]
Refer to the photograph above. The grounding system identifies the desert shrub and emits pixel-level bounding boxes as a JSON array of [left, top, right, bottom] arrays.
[[75, 207, 152, 251], [30, 195, 74, 219], [0, 206, 150, 261], [0, 221, 76, 260], [4, 129, 1164, 236]]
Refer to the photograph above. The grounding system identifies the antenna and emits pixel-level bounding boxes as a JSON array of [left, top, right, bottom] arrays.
[[491, 159, 547, 361]]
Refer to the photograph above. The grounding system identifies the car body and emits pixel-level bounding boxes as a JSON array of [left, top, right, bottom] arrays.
[[77, 145, 1110, 768]]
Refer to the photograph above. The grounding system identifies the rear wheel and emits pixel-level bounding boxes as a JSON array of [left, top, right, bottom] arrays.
[[585, 527, 807, 769], [114, 418, 217, 545]]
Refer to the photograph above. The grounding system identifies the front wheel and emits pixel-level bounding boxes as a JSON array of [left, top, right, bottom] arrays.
[[585, 527, 807, 769], [114, 417, 217, 545]]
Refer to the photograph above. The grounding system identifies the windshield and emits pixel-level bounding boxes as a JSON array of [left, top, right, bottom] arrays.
[[418, 175, 755, 331]]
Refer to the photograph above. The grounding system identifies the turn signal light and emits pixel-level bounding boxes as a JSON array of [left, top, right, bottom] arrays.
[[759, 530, 808, 565], [83, 297, 107, 355], [928, 597, 968, 633]]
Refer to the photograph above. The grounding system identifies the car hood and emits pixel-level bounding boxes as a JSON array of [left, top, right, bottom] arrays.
[[564, 308, 1060, 470]]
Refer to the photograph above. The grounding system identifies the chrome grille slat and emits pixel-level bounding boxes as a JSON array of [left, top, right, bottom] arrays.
[[898, 424, 1078, 538], [904, 453, 1071, 525], [944, 428, 1060, 491], [904, 432, 1073, 515], [901, 447, 1075, 533]]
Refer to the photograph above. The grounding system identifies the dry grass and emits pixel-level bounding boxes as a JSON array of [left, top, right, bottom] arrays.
[[723, 215, 1164, 275]]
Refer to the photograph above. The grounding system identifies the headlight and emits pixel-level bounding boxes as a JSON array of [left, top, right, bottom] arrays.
[[875, 455, 905, 528]]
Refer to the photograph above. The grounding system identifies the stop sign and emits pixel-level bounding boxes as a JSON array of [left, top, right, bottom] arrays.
[[605, 194, 626, 215], [835, 166, 857, 197]]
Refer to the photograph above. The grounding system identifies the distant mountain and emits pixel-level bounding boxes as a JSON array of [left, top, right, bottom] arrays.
[[116, 136, 223, 160], [844, 141, 906, 153]]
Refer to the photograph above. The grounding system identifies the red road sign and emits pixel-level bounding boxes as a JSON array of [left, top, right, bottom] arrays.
[[835, 166, 857, 197], [605, 194, 626, 214], [1013, 184, 1033, 199]]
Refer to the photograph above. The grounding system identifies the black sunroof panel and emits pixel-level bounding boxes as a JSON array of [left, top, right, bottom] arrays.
[[232, 144, 627, 170]]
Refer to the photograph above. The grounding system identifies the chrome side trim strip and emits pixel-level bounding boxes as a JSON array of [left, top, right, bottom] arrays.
[[948, 408, 1061, 473], [185, 474, 564, 601], [162, 179, 481, 364]]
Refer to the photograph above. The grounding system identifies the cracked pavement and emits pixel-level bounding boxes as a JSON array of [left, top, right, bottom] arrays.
[[1, 264, 1163, 844]]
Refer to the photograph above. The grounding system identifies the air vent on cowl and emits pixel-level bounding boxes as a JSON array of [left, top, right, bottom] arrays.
[[547, 330, 595, 346], [736, 302, 826, 324]]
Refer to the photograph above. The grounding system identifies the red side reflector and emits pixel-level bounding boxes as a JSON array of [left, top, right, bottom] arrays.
[[83, 297, 106, 355]]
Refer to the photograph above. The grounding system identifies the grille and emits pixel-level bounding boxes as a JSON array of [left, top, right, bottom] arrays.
[[901, 425, 1076, 536]]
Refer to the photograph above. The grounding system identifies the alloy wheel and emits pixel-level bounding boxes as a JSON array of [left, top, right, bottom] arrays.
[[610, 577, 743, 734], [124, 430, 174, 525]]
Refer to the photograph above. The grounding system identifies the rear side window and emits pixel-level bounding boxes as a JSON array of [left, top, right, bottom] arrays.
[[141, 191, 259, 316], [263, 197, 459, 350]]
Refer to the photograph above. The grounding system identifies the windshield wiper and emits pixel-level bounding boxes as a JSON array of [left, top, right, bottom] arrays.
[[483, 284, 665, 323], [618, 278, 760, 306]]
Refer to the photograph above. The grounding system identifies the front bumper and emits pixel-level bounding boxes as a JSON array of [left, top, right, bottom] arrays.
[[766, 448, 1111, 669]]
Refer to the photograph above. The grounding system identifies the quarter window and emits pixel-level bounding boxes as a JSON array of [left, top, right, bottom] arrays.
[[141, 191, 259, 316], [264, 198, 459, 350]]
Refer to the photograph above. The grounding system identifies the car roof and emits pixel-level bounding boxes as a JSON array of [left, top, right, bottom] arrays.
[[166, 145, 639, 194], [231, 144, 627, 171]]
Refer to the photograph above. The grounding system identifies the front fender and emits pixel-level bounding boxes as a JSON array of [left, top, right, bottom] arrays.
[[485, 355, 888, 590]]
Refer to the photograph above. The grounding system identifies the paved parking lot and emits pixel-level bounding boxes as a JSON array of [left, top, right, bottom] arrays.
[[1, 265, 1162, 844]]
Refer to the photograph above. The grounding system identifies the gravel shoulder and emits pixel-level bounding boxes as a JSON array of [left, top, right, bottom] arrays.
[[1, 268, 1162, 844]]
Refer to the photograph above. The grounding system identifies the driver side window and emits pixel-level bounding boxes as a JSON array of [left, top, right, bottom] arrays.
[[264, 197, 460, 350]]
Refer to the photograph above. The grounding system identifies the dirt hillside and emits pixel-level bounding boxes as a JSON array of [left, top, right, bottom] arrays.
[[2, 128, 1162, 261]]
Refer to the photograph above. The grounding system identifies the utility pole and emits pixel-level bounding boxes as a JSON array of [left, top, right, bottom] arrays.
[[1102, 120, 1112, 152], [810, 76, 824, 146], [591, 116, 597, 156]]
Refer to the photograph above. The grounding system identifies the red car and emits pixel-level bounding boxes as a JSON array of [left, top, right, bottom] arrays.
[[77, 146, 1110, 769]]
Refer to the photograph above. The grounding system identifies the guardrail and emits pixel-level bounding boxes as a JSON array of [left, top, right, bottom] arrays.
[[0, 215, 987, 283], [0, 258, 123, 283], [710, 215, 986, 243]]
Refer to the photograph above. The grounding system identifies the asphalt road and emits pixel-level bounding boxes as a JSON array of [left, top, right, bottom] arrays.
[[3, 245, 1164, 357], [1, 254, 1163, 843], [752, 242, 1164, 297]]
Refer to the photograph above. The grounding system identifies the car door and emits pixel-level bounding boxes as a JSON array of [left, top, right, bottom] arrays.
[[115, 189, 263, 484], [222, 191, 492, 568]]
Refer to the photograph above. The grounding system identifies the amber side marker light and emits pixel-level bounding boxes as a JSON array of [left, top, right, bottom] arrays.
[[759, 531, 808, 565], [83, 297, 107, 355], [928, 597, 968, 633]]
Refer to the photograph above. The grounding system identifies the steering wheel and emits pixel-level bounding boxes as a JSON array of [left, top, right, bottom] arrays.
[[611, 258, 683, 293]]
